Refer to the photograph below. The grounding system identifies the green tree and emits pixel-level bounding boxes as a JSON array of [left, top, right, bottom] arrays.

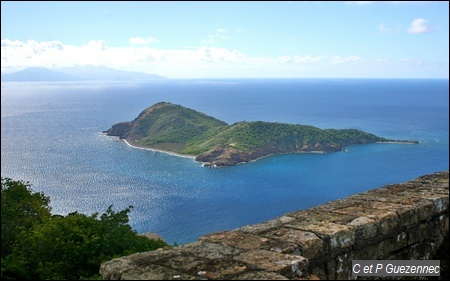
[[1, 178, 169, 280], [1, 178, 52, 258]]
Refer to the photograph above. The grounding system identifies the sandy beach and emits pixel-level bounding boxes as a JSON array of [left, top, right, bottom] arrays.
[[118, 137, 197, 160]]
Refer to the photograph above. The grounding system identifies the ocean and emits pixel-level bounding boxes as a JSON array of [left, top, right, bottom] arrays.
[[1, 78, 448, 244]]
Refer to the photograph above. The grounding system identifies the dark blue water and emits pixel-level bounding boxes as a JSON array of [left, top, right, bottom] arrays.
[[1, 78, 448, 244]]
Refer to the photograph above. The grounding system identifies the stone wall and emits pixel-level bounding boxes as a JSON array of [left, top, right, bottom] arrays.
[[100, 171, 449, 280]]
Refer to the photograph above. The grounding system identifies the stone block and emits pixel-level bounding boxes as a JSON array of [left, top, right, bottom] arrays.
[[165, 255, 207, 273], [310, 198, 359, 213], [407, 220, 436, 245], [105, 264, 202, 280], [309, 264, 327, 280], [424, 193, 449, 213], [100, 249, 178, 272], [434, 213, 449, 243], [233, 249, 308, 278], [348, 216, 378, 247], [263, 227, 325, 259], [407, 243, 429, 260], [200, 230, 270, 250], [239, 218, 284, 234], [366, 211, 398, 237], [312, 210, 360, 225], [287, 220, 355, 252], [197, 260, 248, 279], [265, 241, 300, 255], [352, 243, 384, 260], [180, 240, 241, 260], [334, 252, 353, 280], [230, 270, 289, 280], [377, 233, 408, 254], [397, 193, 445, 221]]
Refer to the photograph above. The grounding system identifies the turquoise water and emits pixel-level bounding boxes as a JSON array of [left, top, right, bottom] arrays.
[[1, 78, 448, 244]]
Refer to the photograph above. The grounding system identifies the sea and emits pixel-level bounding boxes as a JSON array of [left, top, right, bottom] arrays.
[[1, 78, 448, 245]]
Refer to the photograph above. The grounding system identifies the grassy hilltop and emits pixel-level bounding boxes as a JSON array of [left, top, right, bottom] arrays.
[[104, 102, 395, 166]]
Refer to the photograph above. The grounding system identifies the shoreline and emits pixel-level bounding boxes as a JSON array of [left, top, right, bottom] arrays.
[[376, 140, 419, 144], [106, 134, 197, 160], [123, 139, 197, 160], [203, 150, 332, 167]]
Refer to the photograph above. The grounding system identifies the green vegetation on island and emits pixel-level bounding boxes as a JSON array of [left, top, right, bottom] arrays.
[[104, 102, 416, 166], [1, 178, 170, 280]]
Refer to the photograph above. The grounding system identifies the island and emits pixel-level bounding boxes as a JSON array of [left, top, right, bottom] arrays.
[[103, 102, 418, 167]]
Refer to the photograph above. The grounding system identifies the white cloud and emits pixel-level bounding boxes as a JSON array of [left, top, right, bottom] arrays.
[[84, 39, 107, 51], [1, 38, 342, 77], [346, 1, 432, 5], [345, 1, 373, 5], [278, 55, 327, 64], [201, 28, 229, 45], [400, 58, 449, 68], [407, 18, 432, 34], [402, 58, 427, 66], [129, 36, 160, 45], [6, 38, 443, 78], [386, 1, 432, 4], [1, 39, 111, 71], [0, 38, 365, 75], [0, 39, 248, 74], [330, 56, 363, 64], [379, 23, 392, 33]]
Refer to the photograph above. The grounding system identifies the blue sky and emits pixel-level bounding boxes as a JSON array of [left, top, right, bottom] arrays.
[[1, 1, 448, 78]]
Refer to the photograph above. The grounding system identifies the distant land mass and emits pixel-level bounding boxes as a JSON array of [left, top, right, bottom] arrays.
[[1, 66, 167, 82], [103, 102, 418, 167]]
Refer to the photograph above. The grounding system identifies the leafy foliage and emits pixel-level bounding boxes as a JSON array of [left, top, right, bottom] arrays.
[[1, 178, 51, 259], [1, 178, 169, 280], [134, 102, 228, 148], [184, 121, 386, 153]]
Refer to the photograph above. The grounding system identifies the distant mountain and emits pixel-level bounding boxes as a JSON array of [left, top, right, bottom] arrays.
[[0, 67, 80, 82], [56, 65, 167, 81], [1, 66, 167, 82]]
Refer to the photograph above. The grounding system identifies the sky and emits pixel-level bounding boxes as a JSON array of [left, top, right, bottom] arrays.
[[1, 1, 449, 79]]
